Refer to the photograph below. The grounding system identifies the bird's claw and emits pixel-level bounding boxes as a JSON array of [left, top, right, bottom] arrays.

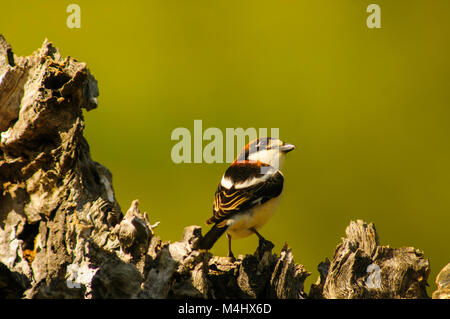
[[255, 238, 274, 260], [259, 238, 274, 250]]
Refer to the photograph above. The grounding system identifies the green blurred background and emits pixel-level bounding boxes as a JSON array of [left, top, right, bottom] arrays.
[[2, 0, 449, 295]]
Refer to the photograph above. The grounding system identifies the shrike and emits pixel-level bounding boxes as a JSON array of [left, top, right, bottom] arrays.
[[198, 137, 295, 258]]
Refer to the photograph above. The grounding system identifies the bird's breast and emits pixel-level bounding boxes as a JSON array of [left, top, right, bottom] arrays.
[[226, 195, 282, 239]]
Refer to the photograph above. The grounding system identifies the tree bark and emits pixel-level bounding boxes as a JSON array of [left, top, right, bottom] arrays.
[[0, 36, 445, 299], [314, 220, 430, 299], [432, 263, 450, 299]]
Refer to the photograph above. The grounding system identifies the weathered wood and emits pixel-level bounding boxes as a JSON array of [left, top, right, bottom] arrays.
[[320, 220, 430, 299], [0, 36, 443, 299], [432, 263, 450, 299]]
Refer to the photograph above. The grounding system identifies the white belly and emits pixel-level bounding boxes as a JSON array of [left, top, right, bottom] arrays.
[[226, 195, 282, 239]]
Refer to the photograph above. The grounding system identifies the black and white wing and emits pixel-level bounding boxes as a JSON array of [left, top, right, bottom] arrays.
[[207, 161, 284, 227]]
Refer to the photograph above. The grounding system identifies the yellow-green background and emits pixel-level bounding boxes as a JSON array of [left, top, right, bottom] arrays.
[[2, 1, 449, 295]]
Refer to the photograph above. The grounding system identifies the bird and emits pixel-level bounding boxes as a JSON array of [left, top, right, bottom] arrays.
[[198, 137, 295, 258]]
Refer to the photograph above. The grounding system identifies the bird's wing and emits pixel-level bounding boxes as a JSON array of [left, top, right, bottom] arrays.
[[207, 161, 284, 226]]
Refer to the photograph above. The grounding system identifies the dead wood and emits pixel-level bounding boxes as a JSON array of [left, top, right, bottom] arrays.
[[0, 36, 443, 299]]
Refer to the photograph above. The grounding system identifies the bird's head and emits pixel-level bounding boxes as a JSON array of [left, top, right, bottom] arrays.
[[235, 137, 295, 169]]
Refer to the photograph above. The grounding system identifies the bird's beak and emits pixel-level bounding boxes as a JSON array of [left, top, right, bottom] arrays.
[[280, 143, 295, 153]]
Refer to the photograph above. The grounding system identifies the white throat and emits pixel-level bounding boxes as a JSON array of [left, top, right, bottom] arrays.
[[248, 149, 285, 170]]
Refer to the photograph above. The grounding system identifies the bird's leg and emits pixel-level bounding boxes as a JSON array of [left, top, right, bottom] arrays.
[[251, 228, 274, 259], [252, 229, 267, 242], [227, 233, 235, 260]]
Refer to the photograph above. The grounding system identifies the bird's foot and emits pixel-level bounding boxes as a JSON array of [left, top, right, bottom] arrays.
[[227, 251, 236, 262], [259, 237, 274, 251], [255, 238, 275, 260]]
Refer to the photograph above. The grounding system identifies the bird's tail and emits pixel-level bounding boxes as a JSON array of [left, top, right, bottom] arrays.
[[198, 224, 228, 250]]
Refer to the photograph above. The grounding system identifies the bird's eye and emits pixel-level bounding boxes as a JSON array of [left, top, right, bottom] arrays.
[[258, 139, 267, 149]]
